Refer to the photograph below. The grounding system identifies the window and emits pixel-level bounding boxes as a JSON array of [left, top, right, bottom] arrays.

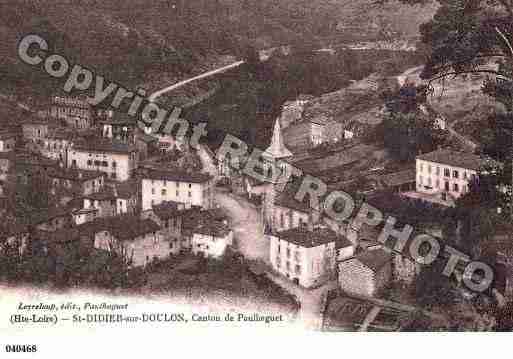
[[188, 191, 192, 198], [464, 172, 468, 180], [435, 179, 440, 188], [94, 160, 101, 166], [418, 176, 423, 185], [441, 193, 447, 201], [452, 170, 459, 179], [277, 244, 281, 253], [286, 248, 291, 258], [420, 163, 424, 172], [428, 165, 432, 174], [162, 189, 167, 196], [102, 161, 108, 167], [112, 161, 117, 168], [427, 177, 432, 187], [294, 251, 300, 262], [444, 168, 450, 177], [152, 188, 155, 195], [72, 160, 77, 167], [87, 160, 92, 166], [111, 172, 116, 179], [453, 183, 459, 192], [444, 181, 450, 191], [295, 265, 301, 275], [188, 183, 192, 188], [176, 190, 179, 197]]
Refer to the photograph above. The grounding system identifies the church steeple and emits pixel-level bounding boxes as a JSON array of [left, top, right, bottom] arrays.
[[264, 118, 292, 160]]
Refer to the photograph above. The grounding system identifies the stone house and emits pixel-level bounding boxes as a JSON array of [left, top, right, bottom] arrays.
[[78, 216, 163, 267], [338, 248, 392, 297], [67, 139, 139, 182], [268, 226, 349, 288], [191, 221, 233, 259], [141, 201, 185, 255], [140, 169, 214, 211], [50, 96, 93, 130]]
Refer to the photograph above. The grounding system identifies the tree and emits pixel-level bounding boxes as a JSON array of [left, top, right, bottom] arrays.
[[382, 0, 513, 218]]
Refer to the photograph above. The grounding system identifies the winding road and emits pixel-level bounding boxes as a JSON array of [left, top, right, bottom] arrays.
[[148, 61, 245, 102]]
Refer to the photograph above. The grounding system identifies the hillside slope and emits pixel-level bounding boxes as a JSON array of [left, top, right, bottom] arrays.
[[0, 0, 437, 102]]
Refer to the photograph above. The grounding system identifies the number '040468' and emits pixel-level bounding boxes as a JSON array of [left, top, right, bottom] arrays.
[[5, 345, 37, 353]]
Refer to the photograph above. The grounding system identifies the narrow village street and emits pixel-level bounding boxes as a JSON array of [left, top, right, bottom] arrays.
[[215, 190, 337, 330]]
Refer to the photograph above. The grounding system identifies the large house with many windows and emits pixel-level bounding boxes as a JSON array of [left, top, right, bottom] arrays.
[[67, 139, 139, 182], [140, 169, 213, 211], [268, 226, 352, 288], [408, 149, 484, 206]]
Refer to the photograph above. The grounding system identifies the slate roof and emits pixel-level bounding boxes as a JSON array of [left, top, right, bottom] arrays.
[[417, 149, 484, 171], [275, 226, 339, 248], [354, 248, 392, 272]]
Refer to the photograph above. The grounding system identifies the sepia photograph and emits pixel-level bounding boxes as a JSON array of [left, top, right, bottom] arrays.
[[0, 0, 512, 356]]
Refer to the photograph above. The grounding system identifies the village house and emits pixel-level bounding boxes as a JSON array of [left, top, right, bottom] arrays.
[[46, 167, 104, 198], [408, 149, 484, 206], [67, 139, 139, 182], [283, 115, 342, 151], [181, 208, 229, 256], [40, 127, 75, 163], [76, 185, 136, 223], [78, 216, 163, 267], [338, 248, 392, 297], [28, 207, 74, 232], [0, 222, 30, 256], [0, 132, 16, 152], [191, 220, 233, 259], [269, 192, 319, 232], [278, 95, 313, 129], [112, 180, 139, 215], [100, 112, 136, 143], [21, 119, 49, 141], [268, 226, 350, 288], [141, 169, 214, 211], [141, 201, 185, 255], [49, 96, 93, 130]]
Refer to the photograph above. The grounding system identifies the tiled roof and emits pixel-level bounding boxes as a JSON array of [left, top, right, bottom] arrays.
[[114, 180, 138, 199], [143, 169, 211, 184], [417, 149, 484, 171], [275, 226, 339, 248], [181, 208, 227, 236], [152, 201, 183, 220], [77, 216, 160, 241], [354, 248, 392, 272], [193, 220, 231, 238], [47, 167, 103, 182], [27, 207, 72, 226], [73, 139, 136, 154], [82, 187, 117, 201], [274, 192, 311, 214]]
